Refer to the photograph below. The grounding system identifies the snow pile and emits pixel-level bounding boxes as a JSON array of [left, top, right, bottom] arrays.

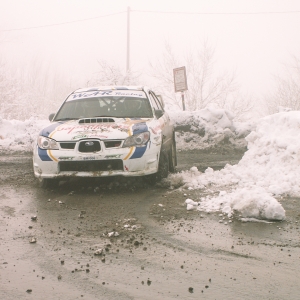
[[0, 117, 50, 152], [169, 107, 253, 151], [173, 111, 300, 221]]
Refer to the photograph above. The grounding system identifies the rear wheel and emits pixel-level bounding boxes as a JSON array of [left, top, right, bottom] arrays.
[[38, 178, 59, 189]]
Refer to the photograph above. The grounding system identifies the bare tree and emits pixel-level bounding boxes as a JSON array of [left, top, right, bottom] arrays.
[[0, 57, 21, 119], [264, 55, 300, 114], [149, 43, 182, 109], [0, 55, 80, 120], [88, 60, 140, 86], [149, 40, 254, 119]]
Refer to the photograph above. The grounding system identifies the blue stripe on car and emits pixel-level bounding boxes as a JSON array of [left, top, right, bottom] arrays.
[[38, 148, 52, 161], [38, 123, 62, 161], [39, 122, 62, 137], [132, 122, 147, 135]]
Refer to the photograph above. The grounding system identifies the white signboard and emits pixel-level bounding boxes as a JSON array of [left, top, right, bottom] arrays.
[[173, 66, 188, 92]]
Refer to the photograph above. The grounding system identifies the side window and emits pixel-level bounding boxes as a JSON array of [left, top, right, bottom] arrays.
[[149, 91, 164, 111]]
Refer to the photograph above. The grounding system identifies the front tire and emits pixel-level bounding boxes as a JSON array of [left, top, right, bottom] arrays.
[[145, 151, 169, 184], [157, 151, 169, 180]]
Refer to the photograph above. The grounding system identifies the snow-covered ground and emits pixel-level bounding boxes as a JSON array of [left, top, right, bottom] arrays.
[[1, 108, 299, 222]]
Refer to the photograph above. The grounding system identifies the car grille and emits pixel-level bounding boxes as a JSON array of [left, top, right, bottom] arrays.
[[79, 140, 101, 153], [104, 140, 122, 148], [59, 160, 123, 172], [60, 142, 76, 149], [59, 140, 122, 151]]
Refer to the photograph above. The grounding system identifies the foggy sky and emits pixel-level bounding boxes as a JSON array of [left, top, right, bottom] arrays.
[[1, 0, 300, 96]]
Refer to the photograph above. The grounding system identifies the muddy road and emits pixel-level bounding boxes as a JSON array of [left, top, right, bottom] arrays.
[[0, 151, 300, 300]]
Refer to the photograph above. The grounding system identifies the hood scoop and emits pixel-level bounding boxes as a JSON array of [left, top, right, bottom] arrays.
[[79, 117, 115, 124]]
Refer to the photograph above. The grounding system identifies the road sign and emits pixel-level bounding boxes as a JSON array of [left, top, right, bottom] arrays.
[[173, 66, 188, 92]]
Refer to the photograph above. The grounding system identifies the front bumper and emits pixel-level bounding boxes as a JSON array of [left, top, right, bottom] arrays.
[[33, 144, 160, 179]]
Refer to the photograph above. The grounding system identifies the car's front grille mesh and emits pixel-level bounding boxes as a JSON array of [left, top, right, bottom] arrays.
[[60, 142, 76, 149], [104, 140, 122, 148], [59, 140, 123, 151], [59, 160, 123, 172]]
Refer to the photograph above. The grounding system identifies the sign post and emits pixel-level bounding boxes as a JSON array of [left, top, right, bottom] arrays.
[[173, 66, 188, 111]]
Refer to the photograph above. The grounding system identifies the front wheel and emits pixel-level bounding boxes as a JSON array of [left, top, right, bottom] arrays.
[[144, 151, 169, 184]]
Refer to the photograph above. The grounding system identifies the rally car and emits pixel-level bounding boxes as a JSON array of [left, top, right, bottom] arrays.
[[33, 86, 177, 187]]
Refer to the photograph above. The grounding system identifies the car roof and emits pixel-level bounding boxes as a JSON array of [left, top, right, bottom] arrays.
[[73, 86, 149, 94]]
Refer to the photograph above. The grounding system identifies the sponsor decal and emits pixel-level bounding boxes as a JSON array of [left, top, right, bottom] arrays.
[[44, 119, 149, 138], [105, 154, 122, 159], [68, 90, 146, 101], [58, 157, 74, 160], [71, 131, 108, 140], [56, 124, 128, 134], [70, 91, 113, 99]]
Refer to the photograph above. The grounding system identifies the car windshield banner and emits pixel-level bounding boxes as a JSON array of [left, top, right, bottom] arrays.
[[67, 90, 146, 101]]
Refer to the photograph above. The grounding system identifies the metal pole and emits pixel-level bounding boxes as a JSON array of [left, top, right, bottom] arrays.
[[181, 91, 186, 111], [126, 6, 130, 74]]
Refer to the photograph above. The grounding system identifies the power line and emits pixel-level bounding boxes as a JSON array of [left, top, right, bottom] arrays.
[[132, 9, 300, 15], [0, 11, 126, 32], [1, 8, 300, 32]]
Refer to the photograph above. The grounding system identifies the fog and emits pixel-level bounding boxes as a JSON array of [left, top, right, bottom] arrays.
[[1, 0, 300, 119]]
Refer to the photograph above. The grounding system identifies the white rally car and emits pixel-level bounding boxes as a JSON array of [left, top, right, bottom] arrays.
[[33, 86, 177, 187]]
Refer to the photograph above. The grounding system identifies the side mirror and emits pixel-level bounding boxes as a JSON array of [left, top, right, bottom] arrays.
[[154, 109, 163, 119], [49, 113, 55, 121]]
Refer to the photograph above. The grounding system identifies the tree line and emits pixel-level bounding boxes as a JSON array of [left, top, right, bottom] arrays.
[[0, 41, 299, 120]]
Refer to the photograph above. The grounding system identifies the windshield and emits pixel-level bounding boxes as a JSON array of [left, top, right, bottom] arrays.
[[54, 95, 154, 121]]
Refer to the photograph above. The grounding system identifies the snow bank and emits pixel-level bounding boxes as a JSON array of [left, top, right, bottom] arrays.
[[172, 111, 300, 221], [0, 117, 49, 152], [169, 107, 253, 151]]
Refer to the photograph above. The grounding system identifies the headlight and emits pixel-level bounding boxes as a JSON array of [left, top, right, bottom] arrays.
[[123, 131, 150, 148], [37, 136, 59, 150]]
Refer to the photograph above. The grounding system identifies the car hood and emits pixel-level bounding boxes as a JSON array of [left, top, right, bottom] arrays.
[[40, 118, 153, 141]]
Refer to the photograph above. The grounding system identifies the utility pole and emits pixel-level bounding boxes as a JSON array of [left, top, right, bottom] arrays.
[[126, 6, 130, 74]]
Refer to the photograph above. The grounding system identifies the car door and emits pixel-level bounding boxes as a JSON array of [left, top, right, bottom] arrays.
[[148, 91, 173, 152]]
